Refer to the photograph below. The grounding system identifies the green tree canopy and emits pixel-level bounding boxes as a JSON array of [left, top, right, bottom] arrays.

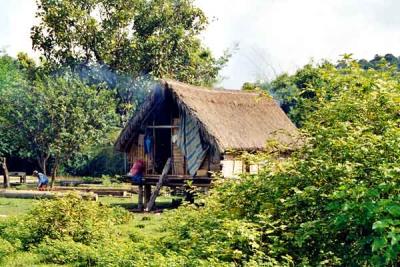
[[255, 54, 400, 126], [3, 72, 117, 183], [31, 0, 229, 86], [0, 54, 29, 186], [358, 53, 400, 70]]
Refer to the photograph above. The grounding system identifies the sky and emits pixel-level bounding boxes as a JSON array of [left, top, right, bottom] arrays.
[[1, 0, 400, 88]]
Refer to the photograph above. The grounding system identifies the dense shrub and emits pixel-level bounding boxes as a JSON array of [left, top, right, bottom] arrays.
[[27, 194, 130, 245], [35, 237, 97, 265], [0, 238, 14, 260], [159, 203, 276, 266], [0, 194, 135, 266]]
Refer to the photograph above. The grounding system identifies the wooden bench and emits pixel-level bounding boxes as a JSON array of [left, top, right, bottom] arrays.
[[8, 172, 27, 183]]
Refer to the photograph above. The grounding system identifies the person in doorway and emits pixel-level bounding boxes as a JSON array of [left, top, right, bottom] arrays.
[[128, 160, 145, 185], [33, 170, 49, 191]]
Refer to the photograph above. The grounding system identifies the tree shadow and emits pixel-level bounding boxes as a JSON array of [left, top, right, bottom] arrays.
[[108, 198, 182, 213]]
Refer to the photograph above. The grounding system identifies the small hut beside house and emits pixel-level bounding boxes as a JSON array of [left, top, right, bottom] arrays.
[[115, 79, 298, 209]]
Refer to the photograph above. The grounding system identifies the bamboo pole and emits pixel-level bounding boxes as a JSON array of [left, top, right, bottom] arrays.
[[145, 158, 171, 211]]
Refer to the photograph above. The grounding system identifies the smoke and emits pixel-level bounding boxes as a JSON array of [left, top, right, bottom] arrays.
[[61, 63, 160, 125]]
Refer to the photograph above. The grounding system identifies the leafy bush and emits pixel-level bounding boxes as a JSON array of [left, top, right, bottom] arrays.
[[0, 238, 14, 260], [0, 194, 135, 266], [23, 194, 131, 246], [205, 58, 400, 266], [35, 237, 97, 265]]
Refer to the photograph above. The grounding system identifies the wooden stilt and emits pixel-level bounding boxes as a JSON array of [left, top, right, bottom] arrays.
[[144, 185, 151, 207], [138, 185, 144, 210], [146, 158, 171, 211]]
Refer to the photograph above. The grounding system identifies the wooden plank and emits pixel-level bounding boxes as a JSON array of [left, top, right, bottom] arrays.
[[145, 158, 171, 211]]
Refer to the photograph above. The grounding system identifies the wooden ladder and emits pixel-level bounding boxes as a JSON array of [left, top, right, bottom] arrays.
[[145, 158, 171, 211]]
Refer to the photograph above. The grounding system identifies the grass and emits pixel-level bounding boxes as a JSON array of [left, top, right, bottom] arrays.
[[0, 197, 38, 217]]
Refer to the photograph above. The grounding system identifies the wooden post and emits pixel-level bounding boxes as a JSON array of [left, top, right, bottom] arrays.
[[137, 185, 144, 210], [21, 173, 27, 184], [144, 185, 151, 207], [1, 157, 10, 188], [145, 158, 171, 211]]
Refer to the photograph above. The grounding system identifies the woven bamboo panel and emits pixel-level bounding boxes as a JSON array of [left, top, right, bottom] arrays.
[[172, 118, 185, 175]]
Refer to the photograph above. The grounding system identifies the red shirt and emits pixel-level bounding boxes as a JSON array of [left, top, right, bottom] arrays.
[[129, 160, 145, 176]]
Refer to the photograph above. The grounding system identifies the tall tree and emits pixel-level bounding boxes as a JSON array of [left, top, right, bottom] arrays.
[[0, 54, 27, 187], [31, 0, 229, 87], [4, 72, 117, 186]]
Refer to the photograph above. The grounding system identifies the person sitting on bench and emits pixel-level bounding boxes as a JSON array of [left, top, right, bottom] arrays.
[[33, 170, 49, 191], [128, 160, 145, 185]]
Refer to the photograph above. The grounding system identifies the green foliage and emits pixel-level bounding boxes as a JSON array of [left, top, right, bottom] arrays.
[[241, 82, 261, 91], [3, 72, 117, 177], [358, 53, 400, 71], [1, 194, 131, 246], [0, 54, 27, 157], [160, 203, 271, 266], [2, 55, 400, 266], [31, 0, 229, 87], [62, 130, 125, 177], [0, 194, 135, 266], [261, 54, 400, 127], [27, 195, 130, 245], [263, 61, 334, 126], [35, 238, 97, 265], [0, 238, 14, 260], [203, 57, 400, 265]]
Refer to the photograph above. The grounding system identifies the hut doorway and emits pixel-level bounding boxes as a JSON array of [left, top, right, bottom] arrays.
[[154, 128, 171, 174]]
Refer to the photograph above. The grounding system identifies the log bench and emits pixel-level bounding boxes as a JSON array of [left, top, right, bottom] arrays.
[[8, 172, 27, 183]]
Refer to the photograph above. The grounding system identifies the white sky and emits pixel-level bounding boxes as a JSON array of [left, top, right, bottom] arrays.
[[1, 0, 400, 88]]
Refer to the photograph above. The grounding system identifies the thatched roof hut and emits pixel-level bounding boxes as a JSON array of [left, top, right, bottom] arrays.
[[116, 79, 298, 155]]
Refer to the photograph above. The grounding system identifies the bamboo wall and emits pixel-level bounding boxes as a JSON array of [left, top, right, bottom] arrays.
[[171, 118, 186, 175]]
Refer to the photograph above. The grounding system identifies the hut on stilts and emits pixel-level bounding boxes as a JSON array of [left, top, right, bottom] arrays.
[[115, 79, 298, 210]]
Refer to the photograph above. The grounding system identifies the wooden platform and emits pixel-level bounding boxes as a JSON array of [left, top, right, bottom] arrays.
[[144, 175, 212, 187], [122, 175, 213, 187]]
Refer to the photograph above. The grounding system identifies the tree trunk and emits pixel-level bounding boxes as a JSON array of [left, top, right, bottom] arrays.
[[50, 160, 58, 189], [1, 157, 10, 188], [38, 156, 48, 175]]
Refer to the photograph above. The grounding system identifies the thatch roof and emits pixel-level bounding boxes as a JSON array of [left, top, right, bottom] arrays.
[[115, 79, 298, 153]]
